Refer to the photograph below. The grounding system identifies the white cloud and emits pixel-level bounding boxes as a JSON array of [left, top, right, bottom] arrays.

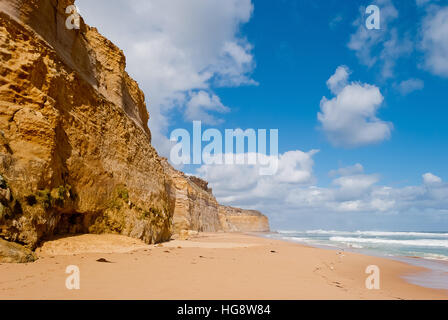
[[332, 174, 380, 201], [185, 91, 230, 124], [396, 78, 424, 95], [421, 6, 448, 78], [423, 172, 442, 185], [215, 41, 258, 87], [195, 158, 448, 228], [196, 150, 319, 204], [348, 0, 413, 78], [274, 150, 319, 184], [77, 0, 256, 156], [380, 29, 413, 79], [326, 66, 350, 94], [318, 66, 392, 147], [329, 164, 380, 201], [348, 0, 398, 64]]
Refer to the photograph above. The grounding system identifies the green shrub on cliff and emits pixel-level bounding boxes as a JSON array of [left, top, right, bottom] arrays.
[[36, 189, 52, 209], [117, 187, 129, 202], [34, 185, 71, 210]]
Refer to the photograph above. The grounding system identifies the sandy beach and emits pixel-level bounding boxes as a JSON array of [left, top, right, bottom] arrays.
[[0, 233, 447, 300]]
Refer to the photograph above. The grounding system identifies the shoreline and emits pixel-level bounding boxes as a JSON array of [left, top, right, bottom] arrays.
[[1, 232, 447, 300], [261, 231, 448, 291]]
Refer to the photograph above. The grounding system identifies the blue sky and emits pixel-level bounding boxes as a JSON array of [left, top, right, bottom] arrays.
[[78, 0, 448, 231], [205, 0, 448, 187]]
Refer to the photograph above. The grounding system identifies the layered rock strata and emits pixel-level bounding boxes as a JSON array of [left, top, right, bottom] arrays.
[[0, 0, 269, 259], [0, 0, 173, 248]]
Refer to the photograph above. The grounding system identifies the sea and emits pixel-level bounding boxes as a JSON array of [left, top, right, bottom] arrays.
[[265, 230, 448, 290]]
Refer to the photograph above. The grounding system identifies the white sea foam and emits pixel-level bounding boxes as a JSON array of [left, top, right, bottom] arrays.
[[276, 230, 302, 234], [273, 230, 448, 262], [345, 243, 364, 249], [329, 237, 448, 248], [421, 253, 448, 261], [303, 230, 448, 238], [282, 237, 313, 243]]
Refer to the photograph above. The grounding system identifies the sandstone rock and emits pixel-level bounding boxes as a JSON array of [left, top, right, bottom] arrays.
[[0, 238, 37, 263], [188, 176, 212, 194], [0, 187, 11, 203], [219, 206, 270, 233], [0, 0, 270, 251], [164, 161, 270, 234], [176, 229, 199, 240], [162, 161, 222, 234], [0, 0, 173, 248]]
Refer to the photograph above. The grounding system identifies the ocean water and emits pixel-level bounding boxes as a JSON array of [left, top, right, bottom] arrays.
[[266, 230, 448, 290]]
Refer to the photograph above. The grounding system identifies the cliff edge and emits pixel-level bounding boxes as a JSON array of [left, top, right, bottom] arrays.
[[0, 0, 269, 260]]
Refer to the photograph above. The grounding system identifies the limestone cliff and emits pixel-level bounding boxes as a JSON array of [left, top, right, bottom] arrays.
[[0, 0, 269, 255], [162, 160, 222, 234], [0, 0, 173, 248], [163, 161, 269, 234], [218, 206, 270, 233]]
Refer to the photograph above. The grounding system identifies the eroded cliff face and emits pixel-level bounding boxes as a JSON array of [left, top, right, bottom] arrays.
[[219, 206, 270, 233], [0, 0, 173, 248], [0, 0, 269, 253], [162, 161, 222, 234], [163, 161, 270, 234]]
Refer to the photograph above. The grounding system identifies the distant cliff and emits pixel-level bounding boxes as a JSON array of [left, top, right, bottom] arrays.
[[219, 206, 270, 233], [0, 0, 269, 260], [163, 161, 270, 235]]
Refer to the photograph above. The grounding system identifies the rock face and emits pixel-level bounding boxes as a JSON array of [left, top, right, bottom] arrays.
[[162, 161, 222, 234], [219, 206, 270, 233], [0, 238, 37, 263], [0, 0, 269, 258], [164, 161, 270, 234], [0, 0, 173, 248]]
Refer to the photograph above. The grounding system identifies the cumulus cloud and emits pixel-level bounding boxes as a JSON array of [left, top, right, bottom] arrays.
[[326, 66, 350, 95], [421, 6, 448, 78], [348, 0, 413, 78], [196, 150, 319, 205], [196, 158, 448, 229], [332, 174, 379, 201], [326, 164, 380, 203], [318, 67, 392, 147], [77, 0, 256, 156], [396, 78, 424, 95], [423, 172, 443, 185], [284, 170, 393, 214], [185, 91, 230, 125]]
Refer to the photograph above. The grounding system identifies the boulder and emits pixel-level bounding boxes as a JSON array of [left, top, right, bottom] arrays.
[[0, 238, 37, 263]]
